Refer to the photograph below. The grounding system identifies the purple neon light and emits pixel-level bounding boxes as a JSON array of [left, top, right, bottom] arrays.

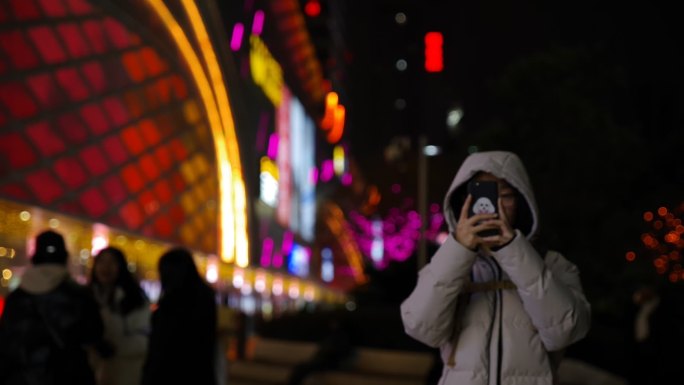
[[255, 112, 270, 152], [267, 133, 279, 159], [348, 204, 445, 269], [272, 252, 284, 268], [320, 160, 334, 182], [309, 166, 319, 185], [252, 10, 265, 35], [281, 231, 294, 256], [230, 23, 244, 51], [341, 173, 352, 186], [260, 237, 274, 267]]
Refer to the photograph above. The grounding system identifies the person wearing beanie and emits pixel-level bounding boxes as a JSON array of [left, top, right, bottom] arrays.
[[0, 230, 106, 385]]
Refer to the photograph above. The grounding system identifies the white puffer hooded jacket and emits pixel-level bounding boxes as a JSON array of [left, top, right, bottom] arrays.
[[401, 151, 591, 385]]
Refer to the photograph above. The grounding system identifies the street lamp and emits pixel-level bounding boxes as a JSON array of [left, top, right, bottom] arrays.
[[418, 137, 442, 270]]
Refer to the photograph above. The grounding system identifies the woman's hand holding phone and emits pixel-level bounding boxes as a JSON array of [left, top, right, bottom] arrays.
[[454, 195, 515, 252]]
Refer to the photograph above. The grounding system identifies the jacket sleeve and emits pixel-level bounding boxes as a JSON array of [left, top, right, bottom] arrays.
[[492, 231, 591, 351], [400, 235, 477, 347], [117, 302, 151, 357]]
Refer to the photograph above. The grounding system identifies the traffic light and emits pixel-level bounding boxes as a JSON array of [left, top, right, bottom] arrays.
[[424, 32, 443, 73]]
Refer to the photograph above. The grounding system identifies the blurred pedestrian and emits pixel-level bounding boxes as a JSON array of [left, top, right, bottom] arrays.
[[90, 247, 150, 385], [0, 230, 106, 385], [142, 247, 217, 385], [286, 318, 355, 385], [401, 151, 591, 385], [628, 283, 682, 384]]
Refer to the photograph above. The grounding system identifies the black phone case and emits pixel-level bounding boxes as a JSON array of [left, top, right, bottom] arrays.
[[468, 181, 499, 237]]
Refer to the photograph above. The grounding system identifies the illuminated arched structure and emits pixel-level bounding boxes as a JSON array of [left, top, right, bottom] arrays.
[[0, 0, 248, 266]]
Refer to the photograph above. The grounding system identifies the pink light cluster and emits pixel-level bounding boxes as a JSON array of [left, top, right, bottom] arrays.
[[348, 206, 445, 269]]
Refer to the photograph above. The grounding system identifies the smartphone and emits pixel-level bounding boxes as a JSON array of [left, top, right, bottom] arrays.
[[467, 180, 499, 237]]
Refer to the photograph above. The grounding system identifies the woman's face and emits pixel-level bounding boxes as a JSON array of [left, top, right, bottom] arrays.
[[95, 251, 120, 287], [473, 172, 518, 226]]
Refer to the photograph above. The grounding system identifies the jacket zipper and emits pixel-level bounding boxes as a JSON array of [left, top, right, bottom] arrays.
[[483, 256, 503, 385]]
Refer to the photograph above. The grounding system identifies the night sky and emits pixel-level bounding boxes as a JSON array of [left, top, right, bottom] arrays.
[[324, 0, 684, 372]]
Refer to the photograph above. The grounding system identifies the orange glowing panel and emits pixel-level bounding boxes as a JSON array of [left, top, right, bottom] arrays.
[[320, 91, 338, 129], [327, 105, 344, 144]]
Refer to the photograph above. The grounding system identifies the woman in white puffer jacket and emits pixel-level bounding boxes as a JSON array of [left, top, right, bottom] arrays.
[[401, 151, 591, 385], [90, 247, 151, 385]]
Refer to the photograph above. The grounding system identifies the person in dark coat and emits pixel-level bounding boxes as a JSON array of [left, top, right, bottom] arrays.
[[142, 247, 217, 385], [0, 230, 106, 385]]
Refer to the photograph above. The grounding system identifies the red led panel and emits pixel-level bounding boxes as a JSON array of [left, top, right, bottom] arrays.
[[139, 189, 157, 215], [0, 183, 30, 200], [38, 0, 68, 17], [139, 119, 161, 146], [25, 169, 63, 204], [9, 0, 41, 21], [139, 47, 166, 76], [102, 174, 127, 204], [153, 179, 172, 204], [154, 77, 172, 104], [171, 172, 185, 192], [80, 103, 110, 134], [102, 135, 128, 165], [55, 67, 90, 101], [80, 61, 107, 94], [54, 156, 87, 189], [169, 139, 188, 161], [170, 75, 188, 99], [144, 83, 161, 110], [79, 145, 110, 176], [121, 164, 145, 193], [103, 17, 131, 49], [57, 112, 89, 143], [121, 51, 145, 82], [26, 121, 66, 157], [102, 96, 129, 126], [0, 2, 219, 253], [56, 23, 91, 58], [0, 132, 37, 168], [0, 31, 40, 69], [154, 214, 173, 237], [65, 0, 93, 15], [121, 125, 145, 155], [27, 73, 64, 109], [0, 82, 38, 118], [139, 154, 160, 180], [28, 26, 67, 64], [81, 20, 108, 53], [170, 204, 185, 223], [120, 200, 143, 229], [156, 113, 175, 136], [154, 145, 173, 171], [123, 90, 145, 118], [80, 187, 108, 217]]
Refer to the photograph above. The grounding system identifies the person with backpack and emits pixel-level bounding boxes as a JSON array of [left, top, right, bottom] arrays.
[[0, 230, 107, 385], [401, 151, 591, 385]]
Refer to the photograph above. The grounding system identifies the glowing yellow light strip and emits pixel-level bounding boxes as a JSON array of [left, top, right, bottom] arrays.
[[181, 0, 249, 268], [145, 0, 238, 264]]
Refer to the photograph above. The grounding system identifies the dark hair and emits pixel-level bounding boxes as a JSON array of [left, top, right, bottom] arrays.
[[32, 230, 68, 265], [158, 247, 206, 296], [91, 247, 146, 315]]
